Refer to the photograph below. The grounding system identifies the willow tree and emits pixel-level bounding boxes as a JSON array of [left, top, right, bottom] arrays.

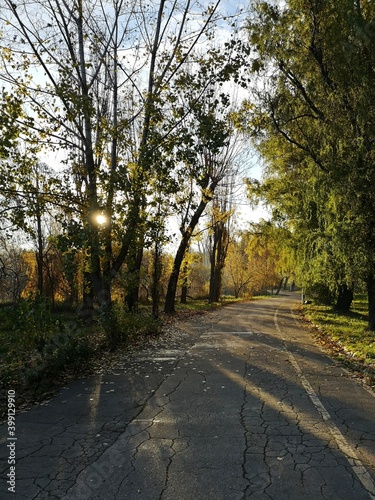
[[241, 0, 375, 325]]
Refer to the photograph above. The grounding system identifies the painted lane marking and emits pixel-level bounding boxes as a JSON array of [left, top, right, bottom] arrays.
[[274, 306, 375, 499]]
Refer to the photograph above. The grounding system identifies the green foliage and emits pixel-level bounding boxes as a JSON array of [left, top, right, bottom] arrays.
[[0, 295, 163, 399], [242, 0, 375, 322], [307, 282, 334, 306], [0, 295, 95, 390], [22, 326, 93, 386], [100, 302, 162, 350], [2, 295, 58, 352], [0, 90, 23, 158]]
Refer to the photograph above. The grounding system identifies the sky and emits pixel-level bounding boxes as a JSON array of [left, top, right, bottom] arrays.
[[2, 0, 269, 241]]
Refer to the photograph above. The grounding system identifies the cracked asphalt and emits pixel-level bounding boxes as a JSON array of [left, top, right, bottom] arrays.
[[1, 293, 375, 499]]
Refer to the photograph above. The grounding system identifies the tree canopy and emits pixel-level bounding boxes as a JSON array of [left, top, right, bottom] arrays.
[[2, 0, 375, 332], [0, 0, 250, 315], [239, 0, 375, 327]]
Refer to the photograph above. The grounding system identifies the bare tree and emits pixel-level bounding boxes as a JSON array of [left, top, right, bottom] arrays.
[[0, 238, 28, 302]]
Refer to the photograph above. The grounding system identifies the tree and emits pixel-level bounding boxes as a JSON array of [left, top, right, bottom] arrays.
[[164, 96, 233, 313], [179, 250, 194, 304], [241, 0, 375, 324], [207, 195, 232, 303], [0, 237, 28, 302], [1, 0, 245, 316], [224, 237, 252, 298], [207, 138, 244, 303]]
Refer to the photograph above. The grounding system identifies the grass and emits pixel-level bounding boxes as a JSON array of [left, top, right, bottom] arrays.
[[174, 296, 245, 313], [303, 294, 375, 382], [0, 298, 163, 418]]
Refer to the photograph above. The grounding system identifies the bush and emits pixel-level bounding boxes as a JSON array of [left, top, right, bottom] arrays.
[[0, 296, 94, 390], [23, 326, 94, 385], [1, 295, 58, 355], [0, 297, 162, 419], [100, 302, 161, 349]]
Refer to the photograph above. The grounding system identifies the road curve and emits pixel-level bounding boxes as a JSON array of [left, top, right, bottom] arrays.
[[1, 293, 375, 499]]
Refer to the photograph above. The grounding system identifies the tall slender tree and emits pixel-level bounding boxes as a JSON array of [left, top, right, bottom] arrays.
[[164, 95, 233, 313]]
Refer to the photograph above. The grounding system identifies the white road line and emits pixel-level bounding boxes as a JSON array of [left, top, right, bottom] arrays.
[[274, 306, 375, 499], [291, 303, 375, 401]]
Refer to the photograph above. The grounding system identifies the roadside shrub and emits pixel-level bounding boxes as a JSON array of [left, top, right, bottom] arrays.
[[23, 326, 94, 385], [1, 295, 58, 355], [0, 296, 162, 418], [100, 302, 162, 349], [0, 296, 93, 390]]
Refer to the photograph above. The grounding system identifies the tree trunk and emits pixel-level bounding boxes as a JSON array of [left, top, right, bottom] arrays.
[[208, 222, 228, 303], [366, 273, 375, 331], [125, 246, 143, 312], [275, 277, 284, 295], [208, 235, 218, 303], [35, 239, 43, 296], [151, 243, 162, 319], [96, 278, 112, 314], [164, 237, 189, 314], [214, 271, 222, 302], [180, 284, 188, 304], [283, 276, 289, 290], [335, 283, 354, 312], [79, 271, 94, 324], [209, 261, 223, 303], [34, 174, 44, 296], [164, 187, 217, 314]]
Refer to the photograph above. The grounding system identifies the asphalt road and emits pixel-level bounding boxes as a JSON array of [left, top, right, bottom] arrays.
[[1, 293, 375, 499]]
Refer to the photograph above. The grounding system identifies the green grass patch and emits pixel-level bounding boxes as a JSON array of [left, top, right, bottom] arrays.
[[303, 294, 375, 366]]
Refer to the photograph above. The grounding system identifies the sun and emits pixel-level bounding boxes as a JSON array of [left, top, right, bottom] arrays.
[[95, 213, 107, 225]]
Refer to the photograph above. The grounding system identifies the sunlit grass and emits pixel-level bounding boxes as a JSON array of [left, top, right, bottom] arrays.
[[303, 295, 375, 366]]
